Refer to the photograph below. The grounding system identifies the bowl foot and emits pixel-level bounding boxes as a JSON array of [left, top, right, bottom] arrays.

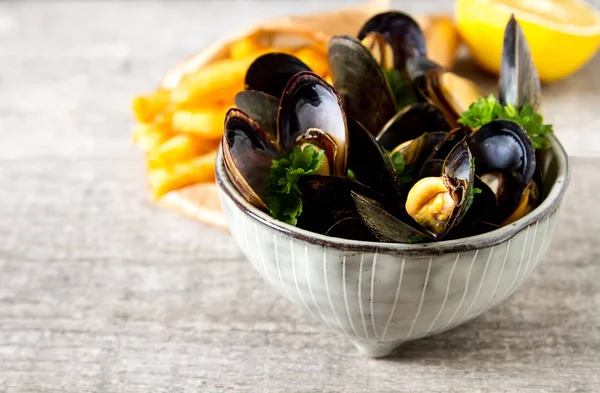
[[351, 339, 404, 358]]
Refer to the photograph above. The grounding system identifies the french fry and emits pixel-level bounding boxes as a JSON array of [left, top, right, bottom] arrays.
[[294, 46, 330, 77], [148, 150, 217, 200], [230, 36, 267, 59], [132, 123, 174, 152], [171, 50, 271, 107], [132, 89, 171, 123], [171, 106, 231, 139], [147, 134, 219, 169]]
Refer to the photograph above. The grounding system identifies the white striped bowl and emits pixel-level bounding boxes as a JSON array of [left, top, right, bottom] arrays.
[[215, 135, 569, 357]]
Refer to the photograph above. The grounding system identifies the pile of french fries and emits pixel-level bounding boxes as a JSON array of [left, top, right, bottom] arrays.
[[132, 36, 330, 200]]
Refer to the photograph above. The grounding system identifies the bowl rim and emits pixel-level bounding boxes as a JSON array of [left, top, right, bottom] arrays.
[[216, 134, 569, 255]]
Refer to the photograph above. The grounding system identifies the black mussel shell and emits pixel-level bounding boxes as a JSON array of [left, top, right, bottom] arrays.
[[234, 90, 279, 144], [499, 16, 541, 111], [357, 11, 426, 72], [278, 72, 348, 175], [377, 103, 450, 151], [222, 109, 279, 210], [328, 35, 396, 136], [325, 217, 378, 241], [245, 53, 311, 98], [296, 176, 384, 235], [419, 159, 445, 179], [469, 120, 536, 186], [427, 126, 470, 162], [406, 56, 443, 102], [394, 132, 448, 169], [352, 192, 435, 242], [463, 176, 502, 224], [442, 141, 474, 229], [479, 171, 522, 222], [347, 117, 403, 204], [501, 164, 544, 225]]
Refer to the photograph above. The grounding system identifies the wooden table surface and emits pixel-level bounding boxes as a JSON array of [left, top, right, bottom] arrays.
[[1, 1, 599, 392]]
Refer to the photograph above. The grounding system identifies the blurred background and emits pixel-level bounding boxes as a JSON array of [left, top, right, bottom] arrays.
[[1, 0, 599, 159]]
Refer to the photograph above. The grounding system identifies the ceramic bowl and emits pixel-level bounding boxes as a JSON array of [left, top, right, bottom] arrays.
[[215, 135, 569, 357]]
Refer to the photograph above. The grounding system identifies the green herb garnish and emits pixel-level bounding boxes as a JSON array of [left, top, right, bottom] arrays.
[[385, 69, 418, 110], [264, 145, 324, 226], [464, 158, 482, 213], [347, 168, 356, 179], [389, 151, 414, 184], [408, 234, 427, 244], [457, 94, 553, 149]]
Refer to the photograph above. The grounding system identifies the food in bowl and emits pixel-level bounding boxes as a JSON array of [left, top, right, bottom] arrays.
[[222, 12, 555, 243]]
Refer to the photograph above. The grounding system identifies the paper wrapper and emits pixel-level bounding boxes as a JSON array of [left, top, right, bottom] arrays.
[[156, 0, 460, 230]]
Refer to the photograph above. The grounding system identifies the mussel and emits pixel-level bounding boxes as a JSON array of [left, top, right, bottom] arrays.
[[405, 141, 474, 238], [245, 52, 311, 98], [499, 15, 541, 111], [376, 102, 450, 151], [469, 120, 535, 186], [222, 109, 279, 210], [278, 72, 349, 176], [234, 90, 279, 143], [328, 35, 397, 136], [360, 31, 395, 71], [346, 117, 402, 202], [357, 11, 426, 72], [412, 66, 485, 127], [467, 120, 536, 223], [352, 192, 433, 242], [297, 175, 385, 235]]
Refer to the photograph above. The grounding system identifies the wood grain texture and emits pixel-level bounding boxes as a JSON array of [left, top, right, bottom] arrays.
[[0, 1, 599, 392]]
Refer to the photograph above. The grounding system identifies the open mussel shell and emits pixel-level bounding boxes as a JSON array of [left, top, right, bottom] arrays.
[[393, 132, 447, 170], [294, 128, 339, 176], [377, 102, 450, 150], [360, 31, 395, 71], [296, 175, 384, 235], [422, 68, 485, 127], [325, 217, 377, 241], [357, 11, 426, 72], [501, 164, 543, 225], [234, 90, 279, 144], [278, 72, 348, 176], [222, 109, 279, 210], [405, 141, 474, 238], [426, 126, 470, 162], [419, 158, 445, 179], [352, 192, 435, 242], [346, 117, 403, 202], [479, 172, 522, 221], [469, 119, 536, 186], [499, 16, 541, 111], [245, 53, 311, 98], [328, 35, 397, 136]]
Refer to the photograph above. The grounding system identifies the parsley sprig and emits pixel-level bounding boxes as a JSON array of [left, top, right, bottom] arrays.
[[264, 145, 324, 226], [464, 158, 482, 213], [457, 94, 553, 149], [389, 151, 414, 184]]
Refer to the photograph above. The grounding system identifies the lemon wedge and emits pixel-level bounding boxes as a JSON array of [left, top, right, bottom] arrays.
[[456, 0, 600, 82]]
